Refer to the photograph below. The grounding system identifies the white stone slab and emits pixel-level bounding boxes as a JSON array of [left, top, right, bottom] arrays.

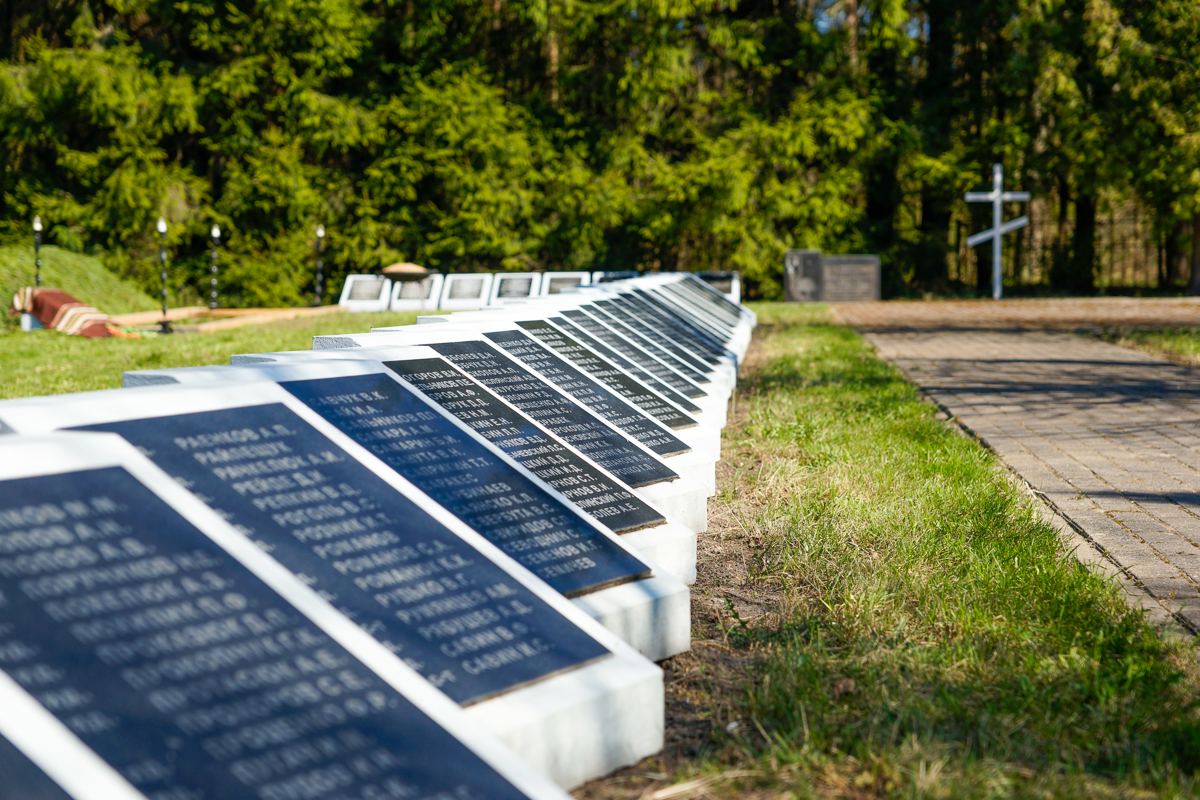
[[438, 273, 494, 311], [539, 272, 591, 295], [0, 395, 671, 788], [127, 350, 707, 554], [488, 273, 542, 305], [0, 433, 584, 798], [389, 273, 444, 311], [310, 328, 720, 496], [338, 274, 393, 312]]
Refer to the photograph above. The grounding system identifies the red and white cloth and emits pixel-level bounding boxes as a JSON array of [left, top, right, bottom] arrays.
[[11, 288, 114, 338]]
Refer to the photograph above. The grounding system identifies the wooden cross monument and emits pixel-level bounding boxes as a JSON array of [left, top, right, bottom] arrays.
[[966, 163, 1029, 300]]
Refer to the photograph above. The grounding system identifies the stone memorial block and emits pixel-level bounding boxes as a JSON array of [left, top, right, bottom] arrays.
[[0, 433, 580, 799], [388, 274, 444, 311], [539, 273, 590, 295], [338, 275, 393, 313], [488, 274, 541, 305], [514, 320, 696, 431], [783, 249, 822, 302], [820, 255, 881, 302], [196, 348, 710, 546], [0, 391, 672, 787], [695, 271, 741, 304], [113, 364, 692, 655], [560, 308, 705, 400], [310, 329, 717, 495], [438, 274, 494, 311]]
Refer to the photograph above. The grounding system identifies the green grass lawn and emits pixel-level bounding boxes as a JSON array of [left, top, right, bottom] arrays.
[[609, 303, 1200, 799], [0, 310, 419, 398]]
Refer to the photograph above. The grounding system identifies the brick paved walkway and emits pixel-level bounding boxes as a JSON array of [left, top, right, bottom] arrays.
[[835, 300, 1200, 631]]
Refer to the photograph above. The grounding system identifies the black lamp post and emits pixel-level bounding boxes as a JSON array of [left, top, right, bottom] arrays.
[[314, 224, 326, 306], [209, 224, 221, 309], [32, 216, 42, 287], [157, 217, 172, 333]]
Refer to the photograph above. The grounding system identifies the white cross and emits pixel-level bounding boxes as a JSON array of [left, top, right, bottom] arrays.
[[965, 163, 1030, 300]]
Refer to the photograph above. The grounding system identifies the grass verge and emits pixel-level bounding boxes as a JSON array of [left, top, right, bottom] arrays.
[[1105, 328, 1200, 368], [580, 303, 1200, 799], [0, 310, 419, 398]]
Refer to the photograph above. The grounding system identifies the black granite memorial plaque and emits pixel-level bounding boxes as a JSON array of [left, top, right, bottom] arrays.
[[561, 310, 706, 399], [667, 280, 740, 326], [495, 277, 534, 299], [590, 302, 711, 384], [72, 405, 608, 705], [631, 290, 730, 352], [547, 317, 702, 414], [384, 358, 664, 534], [279, 373, 652, 597], [422, 342, 680, 488], [514, 321, 695, 430], [0, 467, 535, 800], [644, 288, 735, 347], [481, 331, 689, 458], [0, 734, 73, 800], [594, 300, 713, 377], [618, 295, 726, 363]]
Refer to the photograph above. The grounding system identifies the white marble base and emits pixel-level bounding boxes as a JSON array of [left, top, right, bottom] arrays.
[[571, 572, 690, 663], [620, 521, 696, 585], [467, 645, 663, 790], [635, 476, 708, 534], [662, 450, 715, 496], [674, 423, 721, 461]]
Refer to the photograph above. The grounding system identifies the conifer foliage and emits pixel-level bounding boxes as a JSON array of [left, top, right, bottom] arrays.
[[2, 1, 1198, 303]]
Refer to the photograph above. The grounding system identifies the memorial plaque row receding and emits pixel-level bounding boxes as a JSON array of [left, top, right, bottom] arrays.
[[74, 404, 608, 705], [561, 310, 705, 399], [514, 321, 694, 430], [0, 467, 531, 800], [481, 330, 690, 458], [423, 342, 679, 488], [278, 373, 652, 597], [384, 358, 664, 534]]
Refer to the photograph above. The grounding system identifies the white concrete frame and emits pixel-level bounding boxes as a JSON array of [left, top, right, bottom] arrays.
[[388, 274, 445, 311], [488, 273, 542, 306], [539, 272, 591, 295], [338, 274, 393, 312], [438, 273, 494, 311]]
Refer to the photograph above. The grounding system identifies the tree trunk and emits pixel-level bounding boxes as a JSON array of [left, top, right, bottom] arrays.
[[845, 0, 858, 73], [1187, 213, 1200, 295], [1070, 192, 1096, 293], [916, 0, 953, 288]]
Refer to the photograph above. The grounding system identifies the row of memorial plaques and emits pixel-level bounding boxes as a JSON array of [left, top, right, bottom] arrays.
[[340, 272, 598, 313], [0, 273, 754, 800]]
